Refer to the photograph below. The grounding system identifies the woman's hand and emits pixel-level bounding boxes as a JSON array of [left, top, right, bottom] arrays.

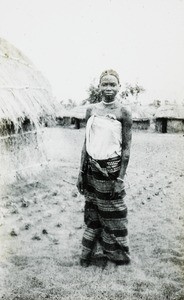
[[111, 178, 125, 199], [114, 179, 125, 193]]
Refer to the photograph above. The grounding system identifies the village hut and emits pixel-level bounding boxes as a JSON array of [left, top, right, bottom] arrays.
[[131, 104, 151, 130], [69, 106, 88, 128], [56, 108, 72, 127], [0, 38, 56, 184], [154, 105, 184, 133], [56, 105, 88, 129], [57, 101, 151, 130]]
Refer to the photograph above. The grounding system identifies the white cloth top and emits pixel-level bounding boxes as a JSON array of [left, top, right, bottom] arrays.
[[86, 114, 122, 160]]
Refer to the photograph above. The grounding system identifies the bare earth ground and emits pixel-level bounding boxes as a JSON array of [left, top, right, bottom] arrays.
[[0, 128, 184, 300]]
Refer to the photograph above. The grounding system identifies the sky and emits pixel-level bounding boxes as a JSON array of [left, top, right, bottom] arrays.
[[0, 0, 184, 104]]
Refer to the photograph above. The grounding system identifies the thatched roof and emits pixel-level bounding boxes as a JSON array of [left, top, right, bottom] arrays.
[[154, 105, 184, 119], [66, 105, 88, 119], [0, 38, 55, 131], [131, 104, 151, 121], [57, 105, 88, 119]]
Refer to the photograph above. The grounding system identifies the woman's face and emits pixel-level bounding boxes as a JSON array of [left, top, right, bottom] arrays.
[[99, 74, 120, 102]]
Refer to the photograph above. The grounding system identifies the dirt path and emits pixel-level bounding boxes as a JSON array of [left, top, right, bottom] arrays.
[[0, 128, 184, 300]]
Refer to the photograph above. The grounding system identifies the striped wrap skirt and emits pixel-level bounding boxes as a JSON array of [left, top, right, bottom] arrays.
[[81, 155, 129, 263]]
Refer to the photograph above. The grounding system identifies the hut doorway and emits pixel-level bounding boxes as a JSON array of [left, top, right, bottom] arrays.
[[161, 118, 167, 133], [74, 118, 80, 129]]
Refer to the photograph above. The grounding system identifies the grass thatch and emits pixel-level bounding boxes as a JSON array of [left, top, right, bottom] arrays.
[[0, 38, 56, 133], [130, 104, 151, 121], [56, 105, 89, 120], [155, 105, 184, 120], [0, 38, 57, 184]]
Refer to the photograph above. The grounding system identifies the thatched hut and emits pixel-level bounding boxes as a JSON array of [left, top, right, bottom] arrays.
[[56, 108, 72, 127], [0, 38, 55, 184], [131, 105, 151, 130], [57, 102, 151, 130], [69, 106, 88, 128], [154, 105, 184, 133], [56, 105, 88, 129]]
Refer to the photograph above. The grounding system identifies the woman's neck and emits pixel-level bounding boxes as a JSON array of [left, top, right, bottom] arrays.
[[102, 99, 116, 105], [101, 97, 117, 108]]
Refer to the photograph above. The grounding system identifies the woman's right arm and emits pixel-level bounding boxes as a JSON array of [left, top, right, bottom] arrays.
[[76, 106, 92, 194]]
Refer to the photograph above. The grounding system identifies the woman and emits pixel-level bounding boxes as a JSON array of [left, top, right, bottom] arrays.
[[77, 70, 132, 267]]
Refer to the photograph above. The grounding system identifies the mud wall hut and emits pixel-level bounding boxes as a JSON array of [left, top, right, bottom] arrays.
[[0, 38, 56, 184], [131, 105, 150, 130], [154, 105, 184, 133], [56, 109, 72, 127], [56, 105, 88, 129]]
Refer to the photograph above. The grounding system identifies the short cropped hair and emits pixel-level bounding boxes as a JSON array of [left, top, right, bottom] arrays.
[[99, 69, 120, 84]]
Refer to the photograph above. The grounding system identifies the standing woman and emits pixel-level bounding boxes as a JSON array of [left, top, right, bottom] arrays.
[[77, 70, 132, 267]]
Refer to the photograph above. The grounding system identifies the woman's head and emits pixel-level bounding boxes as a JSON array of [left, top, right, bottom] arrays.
[[99, 69, 120, 84], [99, 69, 121, 102]]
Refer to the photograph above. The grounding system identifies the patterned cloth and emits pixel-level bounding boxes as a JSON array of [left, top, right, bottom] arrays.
[[81, 155, 129, 263]]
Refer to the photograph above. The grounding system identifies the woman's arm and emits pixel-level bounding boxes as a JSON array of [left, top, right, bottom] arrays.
[[113, 107, 132, 196], [76, 106, 92, 194], [118, 107, 132, 180]]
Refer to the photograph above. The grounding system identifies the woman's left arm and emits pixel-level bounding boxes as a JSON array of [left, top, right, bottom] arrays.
[[113, 108, 132, 196], [118, 108, 132, 180]]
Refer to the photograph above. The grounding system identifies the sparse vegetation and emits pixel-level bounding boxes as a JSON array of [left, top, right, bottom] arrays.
[[0, 128, 183, 300]]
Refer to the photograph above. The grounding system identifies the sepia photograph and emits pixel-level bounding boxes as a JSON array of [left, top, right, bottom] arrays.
[[0, 0, 184, 299]]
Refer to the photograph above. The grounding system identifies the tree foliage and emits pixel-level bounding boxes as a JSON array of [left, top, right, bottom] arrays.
[[60, 99, 77, 109], [87, 84, 102, 104], [121, 83, 145, 100]]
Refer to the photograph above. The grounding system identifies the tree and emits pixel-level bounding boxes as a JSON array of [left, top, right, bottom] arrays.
[[121, 83, 145, 102], [60, 99, 77, 109], [87, 84, 101, 104]]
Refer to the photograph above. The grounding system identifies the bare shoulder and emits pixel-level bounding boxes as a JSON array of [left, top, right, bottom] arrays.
[[117, 102, 132, 124], [85, 103, 98, 121], [121, 105, 132, 119]]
